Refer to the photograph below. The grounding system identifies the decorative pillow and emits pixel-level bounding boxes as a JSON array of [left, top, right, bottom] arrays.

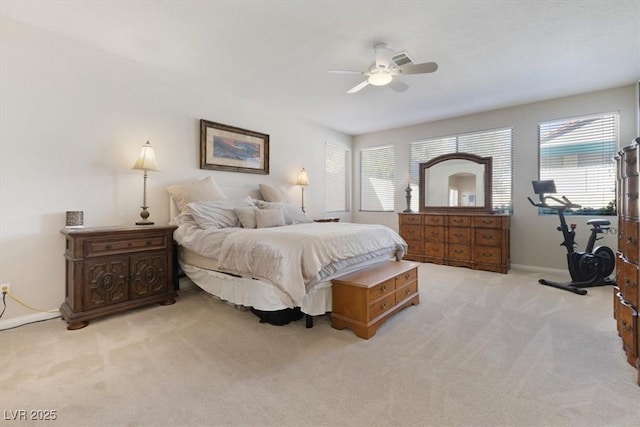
[[255, 200, 311, 225], [234, 206, 258, 229], [259, 184, 292, 204], [167, 177, 227, 213], [255, 208, 286, 228], [186, 199, 253, 229]]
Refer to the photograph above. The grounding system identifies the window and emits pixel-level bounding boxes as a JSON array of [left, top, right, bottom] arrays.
[[325, 143, 349, 212], [409, 128, 513, 212], [360, 145, 394, 211], [538, 112, 618, 215]]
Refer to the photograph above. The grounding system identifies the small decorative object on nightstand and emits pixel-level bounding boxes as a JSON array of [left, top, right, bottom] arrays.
[[132, 141, 159, 225], [60, 225, 177, 330], [65, 211, 84, 228]]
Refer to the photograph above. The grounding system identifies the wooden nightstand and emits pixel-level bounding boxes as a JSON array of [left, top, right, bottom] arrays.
[[60, 225, 177, 330]]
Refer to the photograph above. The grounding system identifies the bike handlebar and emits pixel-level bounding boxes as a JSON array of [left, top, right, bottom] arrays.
[[528, 194, 581, 209]]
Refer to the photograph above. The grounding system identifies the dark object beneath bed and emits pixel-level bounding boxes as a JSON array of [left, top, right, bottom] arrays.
[[250, 307, 304, 326]]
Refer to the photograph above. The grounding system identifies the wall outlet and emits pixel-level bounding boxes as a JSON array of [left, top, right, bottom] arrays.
[[1, 283, 10, 294]]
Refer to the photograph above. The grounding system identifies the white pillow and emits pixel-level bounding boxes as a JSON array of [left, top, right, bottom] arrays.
[[259, 184, 292, 204], [234, 206, 258, 228], [167, 177, 227, 212], [255, 208, 285, 228], [186, 199, 253, 229], [255, 200, 311, 225]]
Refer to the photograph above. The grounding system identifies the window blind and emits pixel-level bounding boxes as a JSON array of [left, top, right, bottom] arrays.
[[538, 112, 618, 214], [324, 143, 349, 212], [360, 145, 394, 211]]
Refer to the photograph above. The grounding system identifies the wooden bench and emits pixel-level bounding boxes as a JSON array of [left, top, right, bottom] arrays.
[[331, 261, 420, 339]]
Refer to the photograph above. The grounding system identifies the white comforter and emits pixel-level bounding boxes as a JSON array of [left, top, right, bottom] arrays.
[[173, 216, 407, 307]]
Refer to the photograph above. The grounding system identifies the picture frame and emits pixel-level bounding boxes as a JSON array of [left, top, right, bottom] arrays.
[[200, 119, 269, 174]]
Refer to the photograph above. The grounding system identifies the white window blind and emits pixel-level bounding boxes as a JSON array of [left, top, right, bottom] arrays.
[[360, 145, 394, 211], [409, 128, 512, 212], [538, 112, 618, 214], [325, 143, 349, 212]]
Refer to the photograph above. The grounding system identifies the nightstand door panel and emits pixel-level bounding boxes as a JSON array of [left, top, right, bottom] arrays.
[[84, 257, 129, 310], [130, 251, 169, 299]]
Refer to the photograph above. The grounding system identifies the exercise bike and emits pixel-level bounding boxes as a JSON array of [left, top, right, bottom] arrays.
[[527, 180, 616, 295]]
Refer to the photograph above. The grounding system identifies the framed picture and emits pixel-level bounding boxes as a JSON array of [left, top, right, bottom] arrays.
[[200, 119, 269, 174]]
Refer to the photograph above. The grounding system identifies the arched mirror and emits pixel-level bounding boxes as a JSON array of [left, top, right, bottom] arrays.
[[419, 153, 492, 213]]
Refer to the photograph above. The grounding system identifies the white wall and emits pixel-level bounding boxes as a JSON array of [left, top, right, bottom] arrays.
[[353, 85, 637, 270], [0, 19, 352, 322]]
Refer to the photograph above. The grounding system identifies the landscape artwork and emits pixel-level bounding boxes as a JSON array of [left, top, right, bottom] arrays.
[[200, 119, 269, 174]]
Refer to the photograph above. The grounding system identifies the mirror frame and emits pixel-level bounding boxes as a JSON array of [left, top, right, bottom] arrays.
[[418, 152, 493, 213]]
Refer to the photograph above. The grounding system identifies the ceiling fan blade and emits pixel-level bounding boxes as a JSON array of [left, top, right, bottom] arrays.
[[398, 61, 438, 75], [329, 69, 363, 75], [347, 80, 369, 94], [388, 78, 409, 93]]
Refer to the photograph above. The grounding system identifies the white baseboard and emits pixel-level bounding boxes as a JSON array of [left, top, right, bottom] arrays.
[[0, 311, 61, 331], [510, 264, 567, 275]]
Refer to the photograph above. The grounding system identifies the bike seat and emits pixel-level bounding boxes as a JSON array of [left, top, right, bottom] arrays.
[[586, 219, 610, 227]]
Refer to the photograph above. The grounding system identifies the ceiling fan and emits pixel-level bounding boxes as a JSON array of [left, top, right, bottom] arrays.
[[329, 43, 438, 94]]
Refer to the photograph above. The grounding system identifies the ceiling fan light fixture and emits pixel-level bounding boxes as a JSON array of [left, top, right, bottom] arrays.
[[368, 73, 392, 86]]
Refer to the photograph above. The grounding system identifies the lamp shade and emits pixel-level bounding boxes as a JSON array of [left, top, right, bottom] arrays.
[[132, 141, 159, 171], [296, 168, 309, 186]]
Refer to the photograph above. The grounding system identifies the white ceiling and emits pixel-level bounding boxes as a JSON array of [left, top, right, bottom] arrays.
[[2, 0, 639, 135]]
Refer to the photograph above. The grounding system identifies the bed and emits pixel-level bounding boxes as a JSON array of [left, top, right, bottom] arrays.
[[168, 177, 408, 326]]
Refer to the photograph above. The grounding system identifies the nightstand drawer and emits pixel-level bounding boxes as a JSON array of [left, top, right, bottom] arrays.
[[86, 235, 168, 257]]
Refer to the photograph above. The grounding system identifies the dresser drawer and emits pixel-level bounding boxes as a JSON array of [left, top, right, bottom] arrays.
[[367, 277, 395, 303], [475, 229, 502, 247], [623, 220, 639, 264], [624, 176, 638, 218], [621, 259, 639, 309], [368, 293, 397, 320], [424, 215, 445, 226], [424, 242, 444, 258], [424, 226, 445, 242], [623, 143, 639, 177], [405, 240, 424, 255], [395, 267, 417, 288], [396, 280, 418, 301], [448, 216, 471, 227], [473, 216, 504, 229], [448, 244, 471, 261], [617, 294, 638, 358], [400, 214, 423, 225], [474, 246, 503, 264], [85, 235, 168, 257], [448, 227, 471, 244], [402, 224, 423, 240]]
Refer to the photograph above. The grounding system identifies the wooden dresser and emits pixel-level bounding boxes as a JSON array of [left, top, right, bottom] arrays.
[[399, 213, 510, 273], [331, 261, 419, 339], [614, 139, 640, 386], [60, 225, 177, 330]]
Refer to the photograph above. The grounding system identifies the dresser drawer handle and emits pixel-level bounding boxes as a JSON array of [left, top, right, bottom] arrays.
[[146, 240, 153, 246], [381, 302, 387, 309], [106, 244, 113, 250], [405, 288, 410, 295], [380, 284, 386, 292], [404, 273, 410, 279], [620, 319, 633, 332], [625, 279, 637, 288], [627, 236, 635, 244], [482, 234, 494, 240]]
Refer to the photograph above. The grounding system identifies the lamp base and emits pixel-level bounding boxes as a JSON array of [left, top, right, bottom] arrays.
[[136, 220, 155, 226]]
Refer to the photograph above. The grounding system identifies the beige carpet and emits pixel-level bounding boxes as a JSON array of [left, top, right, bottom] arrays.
[[1, 263, 638, 427]]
